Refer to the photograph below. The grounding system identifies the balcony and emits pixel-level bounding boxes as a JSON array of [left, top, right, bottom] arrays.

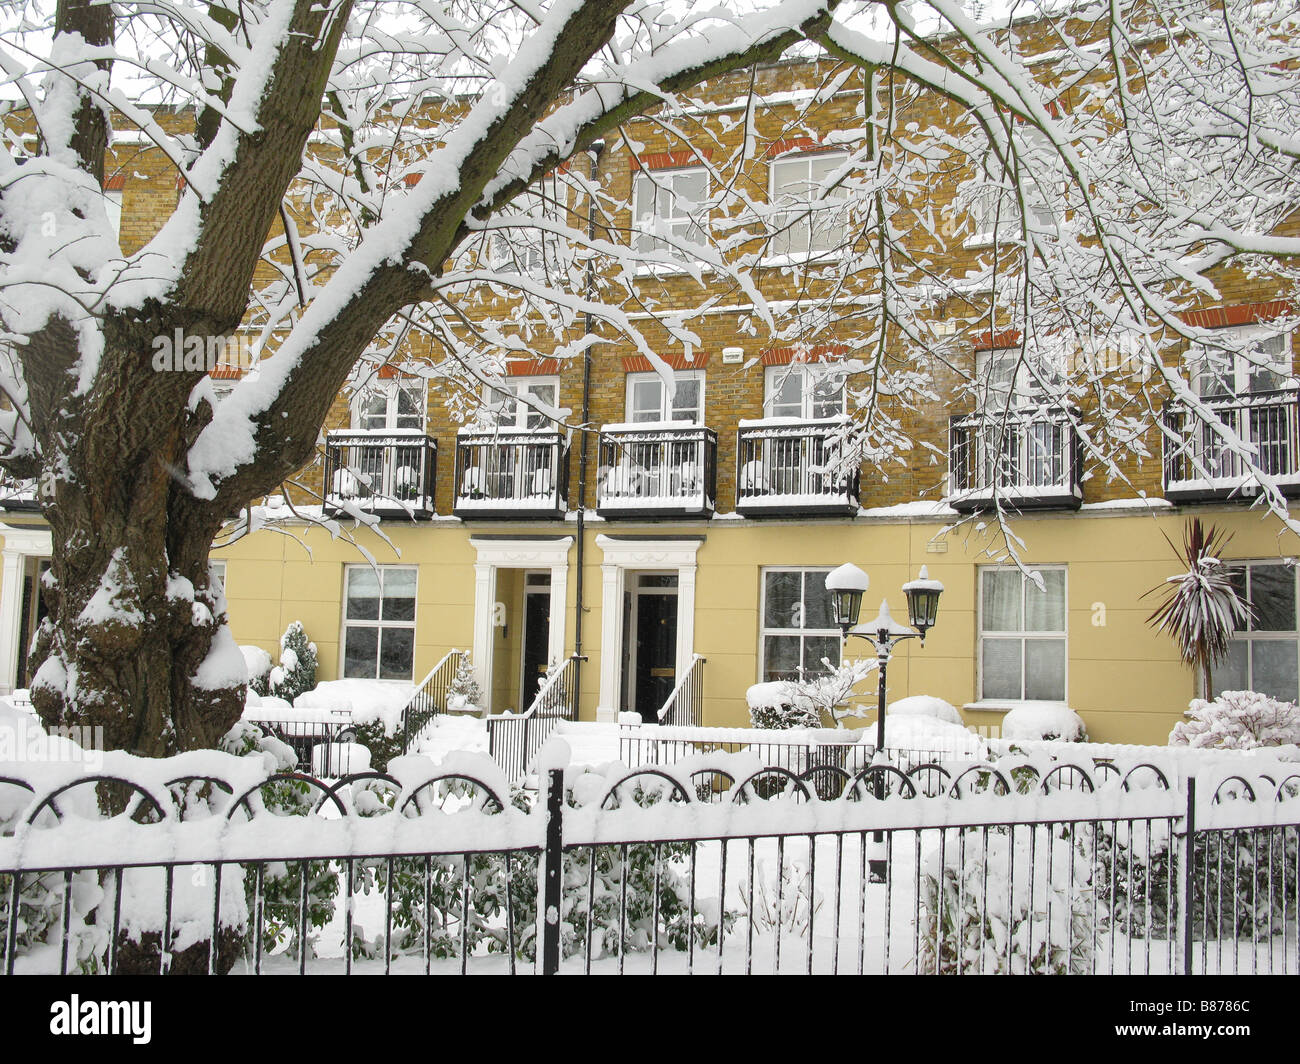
[[596, 423, 717, 519], [1162, 390, 1300, 502], [0, 473, 39, 512], [948, 407, 1082, 512], [735, 419, 860, 517], [454, 430, 570, 519], [323, 431, 437, 519]]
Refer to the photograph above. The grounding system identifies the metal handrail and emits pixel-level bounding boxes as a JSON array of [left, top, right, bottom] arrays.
[[657, 654, 705, 727], [399, 648, 464, 754]]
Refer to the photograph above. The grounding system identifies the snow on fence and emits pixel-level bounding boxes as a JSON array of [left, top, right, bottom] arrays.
[[486, 655, 584, 785], [1, 745, 1298, 975]]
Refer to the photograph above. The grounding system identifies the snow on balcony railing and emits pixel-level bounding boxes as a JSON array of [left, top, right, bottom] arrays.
[[1162, 389, 1300, 501], [735, 418, 859, 515], [323, 430, 437, 518], [947, 406, 1081, 511], [597, 423, 716, 517], [454, 430, 569, 517]]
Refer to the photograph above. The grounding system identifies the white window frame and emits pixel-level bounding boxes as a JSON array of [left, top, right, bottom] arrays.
[[341, 565, 418, 682], [490, 176, 568, 276], [351, 379, 426, 433], [633, 166, 708, 255], [624, 369, 705, 424], [758, 567, 843, 683], [762, 364, 846, 420], [967, 133, 1060, 248], [1187, 325, 1293, 399], [1215, 560, 1299, 702], [977, 564, 1068, 704], [768, 150, 849, 259], [209, 560, 227, 596], [480, 376, 561, 431]]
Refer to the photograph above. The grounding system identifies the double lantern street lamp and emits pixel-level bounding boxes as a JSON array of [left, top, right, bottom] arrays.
[[824, 563, 944, 757]]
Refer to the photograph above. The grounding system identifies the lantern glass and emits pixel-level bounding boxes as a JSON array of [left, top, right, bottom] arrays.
[[905, 584, 941, 634], [830, 587, 864, 634]]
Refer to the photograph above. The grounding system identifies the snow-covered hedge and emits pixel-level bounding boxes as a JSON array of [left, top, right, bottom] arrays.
[[746, 681, 821, 730], [1000, 703, 1088, 742], [1170, 690, 1300, 749], [887, 695, 963, 725], [240, 645, 272, 697]]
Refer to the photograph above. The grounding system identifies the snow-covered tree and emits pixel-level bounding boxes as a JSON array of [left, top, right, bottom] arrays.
[[4, 0, 1300, 753], [445, 651, 484, 714], [1144, 518, 1253, 697], [268, 620, 317, 703]]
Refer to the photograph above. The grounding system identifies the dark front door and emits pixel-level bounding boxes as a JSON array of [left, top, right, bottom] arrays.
[[522, 591, 550, 709], [634, 592, 677, 722]]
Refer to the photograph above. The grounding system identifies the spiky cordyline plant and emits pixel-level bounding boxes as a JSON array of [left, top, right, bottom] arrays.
[[1144, 519, 1253, 697]]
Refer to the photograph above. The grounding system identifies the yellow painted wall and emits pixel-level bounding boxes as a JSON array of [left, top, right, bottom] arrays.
[[7, 503, 1299, 748]]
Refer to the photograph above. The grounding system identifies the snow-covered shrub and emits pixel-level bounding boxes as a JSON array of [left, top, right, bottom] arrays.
[[918, 827, 1094, 974], [1170, 690, 1300, 749], [747, 681, 820, 730], [887, 695, 963, 725], [445, 651, 484, 714], [1000, 703, 1088, 742], [240, 645, 272, 697], [739, 859, 821, 938], [268, 621, 317, 703]]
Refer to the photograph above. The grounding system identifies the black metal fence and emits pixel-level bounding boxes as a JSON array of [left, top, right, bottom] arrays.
[[656, 656, 705, 728], [3, 754, 1297, 975], [597, 426, 717, 518], [400, 649, 464, 754], [454, 431, 569, 518], [736, 420, 859, 515], [948, 407, 1081, 511], [1163, 390, 1300, 500], [244, 714, 365, 778], [486, 655, 584, 785], [322, 431, 437, 518]]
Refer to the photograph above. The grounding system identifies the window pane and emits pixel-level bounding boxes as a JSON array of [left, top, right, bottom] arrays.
[[1251, 640, 1298, 703], [344, 626, 379, 679], [981, 638, 1023, 700], [802, 572, 834, 631], [810, 374, 843, 418], [1025, 639, 1066, 701], [1250, 565, 1295, 632], [346, 568, 381, 621], [631, 377, 662, 421], [671, 377, 701, 422], [379, 627, 414, 680], [1025, 570, 1066, 633], [764, 571, 802, 629], [1213, 641, 1249, 698], [1227, 568, 1249, 633], [382, 568, 417, 622], [801, 635, 841, 676], [396, 387, 424, 429], [763, 635, 801, 681], [767, 372, 803, 418], [982, 570, 1023, 632]]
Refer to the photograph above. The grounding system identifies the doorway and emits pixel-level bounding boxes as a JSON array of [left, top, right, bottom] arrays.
[[520, 571, 552, 709], [622, 573, 678, 722], [15, 557, 49, 689]]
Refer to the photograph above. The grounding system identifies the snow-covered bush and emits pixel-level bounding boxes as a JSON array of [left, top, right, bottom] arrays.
[[918, 827, 1094, 974], [746, 681, 820, 730], [240, 644, 272, 697], [268, 621, 317, 703], [1000, 703, 1088, 742], [1170, 690, 1300, 749], [445, 651, 484, 714], [887, 695, 963, 725]]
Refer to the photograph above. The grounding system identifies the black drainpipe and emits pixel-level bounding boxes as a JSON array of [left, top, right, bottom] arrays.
[[573, 138, 605, 715]]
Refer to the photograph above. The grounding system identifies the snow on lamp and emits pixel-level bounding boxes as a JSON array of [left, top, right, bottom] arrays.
[[825, 563, 869, 637], [902, 566, 944, 644]]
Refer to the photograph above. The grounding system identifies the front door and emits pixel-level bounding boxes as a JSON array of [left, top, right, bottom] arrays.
[[521, 589, 551, 709], [634, 590, 678, 722]]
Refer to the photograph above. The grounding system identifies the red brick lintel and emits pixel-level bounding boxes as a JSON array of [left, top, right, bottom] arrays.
[[621, 353, 710, 373], [632, 149, 713, 171], [761, 345, 848, 366]]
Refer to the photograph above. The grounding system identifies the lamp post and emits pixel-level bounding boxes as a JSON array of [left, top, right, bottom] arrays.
[[827, 564, 944, 880]]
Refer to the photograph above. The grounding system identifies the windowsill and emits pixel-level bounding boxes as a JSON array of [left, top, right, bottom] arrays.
[[761, 249, 843, 268], [963, 700, 1068, 715]]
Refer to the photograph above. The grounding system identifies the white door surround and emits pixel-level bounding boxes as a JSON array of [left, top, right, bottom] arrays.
[[0, 524, 53, 695], [469, 536, 572, 712], [595, 534, 702, 722]]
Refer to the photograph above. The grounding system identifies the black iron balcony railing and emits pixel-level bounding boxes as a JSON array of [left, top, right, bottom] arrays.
[[323, 430, 437, 518], [454, 430, 570, 519], [1162, 389, 1300, 502], [0, 473, 40, 512], [596, 423, 717, 519], [735, 418, 860, 516], [948, 406, 1082, 512]]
